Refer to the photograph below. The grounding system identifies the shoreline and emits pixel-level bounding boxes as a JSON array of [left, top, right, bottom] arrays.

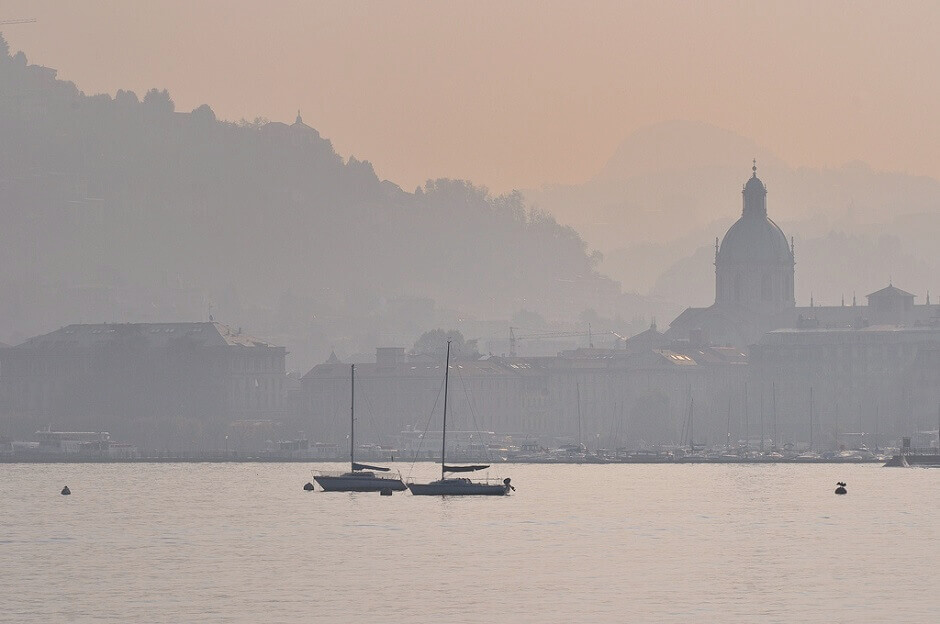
[[0, 456, 889, 465]]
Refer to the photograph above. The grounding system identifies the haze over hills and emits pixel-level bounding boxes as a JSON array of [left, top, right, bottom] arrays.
[[4, 33, 940, 371], [0, 36, 659, 370], [527, 120, 940, 308]]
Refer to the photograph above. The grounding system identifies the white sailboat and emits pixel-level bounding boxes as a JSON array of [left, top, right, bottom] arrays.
[[408, 341, 513, 496], [314, 364, 407, 492]]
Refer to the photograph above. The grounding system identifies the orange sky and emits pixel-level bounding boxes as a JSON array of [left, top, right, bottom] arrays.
[[3, 0, 938, 193]]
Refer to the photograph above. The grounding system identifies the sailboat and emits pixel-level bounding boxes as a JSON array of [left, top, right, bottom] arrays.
[[314, 364, 407, 492], [408, 341, 513, 496], [683, 397, 705, 459]]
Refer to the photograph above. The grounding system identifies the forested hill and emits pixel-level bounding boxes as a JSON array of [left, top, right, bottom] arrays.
[[0, 36, 645, 360]]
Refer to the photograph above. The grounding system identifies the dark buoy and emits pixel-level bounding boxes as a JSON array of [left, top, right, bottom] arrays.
[[61, 486, 71, 496], [503, 477, 515, 492], [835, 481, 847, 495], [303, 482, 315, 492], [380, 488, 393, 496]]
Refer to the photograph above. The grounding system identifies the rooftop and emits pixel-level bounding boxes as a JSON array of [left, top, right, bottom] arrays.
[[9, 322, 280, 351], [868, 284, 915, 299]]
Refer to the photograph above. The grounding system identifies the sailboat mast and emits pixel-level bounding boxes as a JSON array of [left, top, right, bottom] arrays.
[[809, 385, 814, 451], [441, 340, 451, 480], [772, 382, 777, 450], [689, 397, 694, 453], [760, 385, 764, 452], [350, 364, 355, 470], [744, 382, 749, 452], [576, 381, 582, 449], [726, 395, 732, 449]]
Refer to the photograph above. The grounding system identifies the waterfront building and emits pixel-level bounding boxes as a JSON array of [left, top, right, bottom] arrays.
[[302, 347, 529, 447], [0, 322, 287, 450], [301, 340, 747, 450], [749, 324, 940, 445]]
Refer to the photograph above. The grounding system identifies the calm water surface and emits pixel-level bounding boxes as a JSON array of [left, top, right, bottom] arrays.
[[1, 462, 937, 623]]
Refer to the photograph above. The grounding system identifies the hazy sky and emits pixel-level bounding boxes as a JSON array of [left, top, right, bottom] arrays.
[[4, 1, 938, 193]]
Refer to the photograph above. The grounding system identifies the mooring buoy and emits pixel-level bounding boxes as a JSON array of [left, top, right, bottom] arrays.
[[61, 486, 71, 496], [303, 482, 315, 491], [834, 481, 847, 495]]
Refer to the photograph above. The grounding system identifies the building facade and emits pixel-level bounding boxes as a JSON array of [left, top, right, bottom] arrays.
[[0, 322, 287, 450], [301, 340, 748, 451], [749, 325, 940, 446]]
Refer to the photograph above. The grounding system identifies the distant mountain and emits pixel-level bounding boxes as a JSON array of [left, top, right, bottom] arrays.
[[525, 121, 788, 253], [0, 36, 659, 368], [526, 120, 940, 309], [596, 120, 784, 182]]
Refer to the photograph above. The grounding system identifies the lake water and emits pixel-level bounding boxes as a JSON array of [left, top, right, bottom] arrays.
[[0, 462, 936, 623]]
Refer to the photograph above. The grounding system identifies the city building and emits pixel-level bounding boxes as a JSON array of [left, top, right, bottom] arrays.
[[301, 340, 747, 450], [667, 162, 795, 347], [302, 347, 529, 447], [749, 324, 940, 445], [666, 164, 940, 347], [0, 322, 287, 450], [663, 163, 940, 446]]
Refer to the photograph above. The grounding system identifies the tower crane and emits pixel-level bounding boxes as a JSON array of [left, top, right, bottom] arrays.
[[508, 325, 627, 357]]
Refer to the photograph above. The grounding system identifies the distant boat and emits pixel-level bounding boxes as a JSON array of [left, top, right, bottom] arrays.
[[314, 364, 406, 492], [408, 341, 513, 496]]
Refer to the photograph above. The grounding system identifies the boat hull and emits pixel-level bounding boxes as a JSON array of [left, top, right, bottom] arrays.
[[314, 473, 407, 492], [408, 479, 509, 496], [883, 453, 940, 467]]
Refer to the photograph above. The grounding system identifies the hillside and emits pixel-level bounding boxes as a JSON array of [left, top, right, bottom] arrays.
[[0, 36, 656, 368]]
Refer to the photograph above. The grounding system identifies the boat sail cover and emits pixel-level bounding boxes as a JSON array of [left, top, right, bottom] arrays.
[[443, 464, 490, 473], [352, 462, 391, 472]]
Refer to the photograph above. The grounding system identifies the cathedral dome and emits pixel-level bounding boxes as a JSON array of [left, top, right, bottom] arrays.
[[717, 162, 792, 265], [718, 214, 791, 264], [714, 163, 795, 310]]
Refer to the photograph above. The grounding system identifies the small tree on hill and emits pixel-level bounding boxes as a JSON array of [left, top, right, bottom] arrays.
[[412, 329, 480, 359]]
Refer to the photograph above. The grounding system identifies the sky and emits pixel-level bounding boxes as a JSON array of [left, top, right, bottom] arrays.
[[3, 0, 939, 193]]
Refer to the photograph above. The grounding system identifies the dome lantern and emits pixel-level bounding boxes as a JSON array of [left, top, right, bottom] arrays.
[[742, 159, 767, 218]]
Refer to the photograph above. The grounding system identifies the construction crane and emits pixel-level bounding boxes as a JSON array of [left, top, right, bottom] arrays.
[[0, 18, 37, 25], [508, 325, 627, 357]]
